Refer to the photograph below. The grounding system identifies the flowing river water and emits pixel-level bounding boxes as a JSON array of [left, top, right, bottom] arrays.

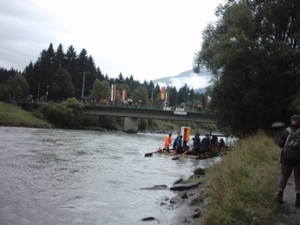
[[0, 127, 222, 225]]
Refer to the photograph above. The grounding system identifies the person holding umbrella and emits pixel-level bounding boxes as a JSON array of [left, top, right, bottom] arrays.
[[275, 115, 300, 207]]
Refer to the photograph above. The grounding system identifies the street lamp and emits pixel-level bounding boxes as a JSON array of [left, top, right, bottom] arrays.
[[188, 93, 190, 109], [192, 97, 195, 111], [46, 85, 49, 102], [151, 88, 153, 108]]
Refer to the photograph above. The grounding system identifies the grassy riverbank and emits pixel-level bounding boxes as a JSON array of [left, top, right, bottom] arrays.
[[0, 102, 53, 127], [197, 131, 288, 225]]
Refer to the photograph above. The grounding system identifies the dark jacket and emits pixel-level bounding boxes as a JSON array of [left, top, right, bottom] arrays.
[[176, 137, 182, 148], [193, 136, 201, 150], [173, 136, 179, 149], [200, 137, 210, 151], [278, 123, 300, 165]]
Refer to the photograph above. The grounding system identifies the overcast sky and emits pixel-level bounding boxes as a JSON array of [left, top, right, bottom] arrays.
[[0, 0, 223, 87]]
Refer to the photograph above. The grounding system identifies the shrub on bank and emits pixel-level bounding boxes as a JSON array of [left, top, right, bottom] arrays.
[[37, 98, 84, 128], [199, 131, 286, 225]]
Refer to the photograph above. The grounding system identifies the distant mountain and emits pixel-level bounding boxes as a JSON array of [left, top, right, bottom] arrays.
[[151, 68, 211, 93]]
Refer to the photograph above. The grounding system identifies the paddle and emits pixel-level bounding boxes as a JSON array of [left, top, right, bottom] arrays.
[[171, 148, 191, 160], [144, 148, 163, 157]]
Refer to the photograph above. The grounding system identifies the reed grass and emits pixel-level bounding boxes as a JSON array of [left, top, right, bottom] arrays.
[[198, 131, 288, 225]]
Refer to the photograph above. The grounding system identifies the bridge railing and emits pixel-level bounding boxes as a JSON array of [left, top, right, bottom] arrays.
[[83, 102, 213, 114], [14, 100, 214, 115]]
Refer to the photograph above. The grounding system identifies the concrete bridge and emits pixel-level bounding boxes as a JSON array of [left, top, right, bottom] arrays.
[[83, 106, 215, 133], [15, 102, 215, 133]]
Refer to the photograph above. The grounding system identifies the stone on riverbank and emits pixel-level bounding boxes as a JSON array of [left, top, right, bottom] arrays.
[[170, 182, 200, 191], [140, 184, 168, 190]]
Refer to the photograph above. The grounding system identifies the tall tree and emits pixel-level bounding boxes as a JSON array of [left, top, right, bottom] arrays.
[[95, 67, 104, 81], [55, 44, 67, 69], [47, 43, 56, 73], [168, 86, 178, 106], [85, 55, 97, 93], [89, 79, 110, 101], [34, 44, 56, 97], [23, 62, 35, 95], [50, 68, 75, 101], [6, 74, 29, 101], [193, 0, 300, 136], [131, 86, 149, 106], [0, 67, 18, 84], [65, 45, 78, 95]]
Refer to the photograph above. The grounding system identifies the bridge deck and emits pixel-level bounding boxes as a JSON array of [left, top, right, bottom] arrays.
[[83, 106, 215, 123], [15, 102, 215, 123]]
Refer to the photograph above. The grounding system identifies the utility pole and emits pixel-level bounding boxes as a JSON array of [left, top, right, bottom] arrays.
[[192, 97, 195, 111], [37, 82, 40, 103], [151, 88, 153, 108], [46, 85, 49, 102], [79, 71, 90, 103], [81, 71, 86, 103]]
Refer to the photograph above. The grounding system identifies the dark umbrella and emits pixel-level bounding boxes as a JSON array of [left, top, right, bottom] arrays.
[[271, 122, 285, 128]]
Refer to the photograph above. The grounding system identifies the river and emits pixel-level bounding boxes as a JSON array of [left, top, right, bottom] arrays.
[[0, 127, 222, 225]]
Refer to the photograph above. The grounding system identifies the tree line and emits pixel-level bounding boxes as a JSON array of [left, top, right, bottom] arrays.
[[0, 43, 208, 110], [3, 0, 297, 136]]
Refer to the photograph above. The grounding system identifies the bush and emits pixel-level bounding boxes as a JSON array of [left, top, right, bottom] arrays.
[[37, 98, 84, 128], [82, 116, 100, 127]]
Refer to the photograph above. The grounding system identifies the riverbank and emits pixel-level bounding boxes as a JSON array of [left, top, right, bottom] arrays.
[[169, 177, 300, 225], [168, 170, 207, 225], [167, 132, 300, 225], [0, 102, 54, 128]]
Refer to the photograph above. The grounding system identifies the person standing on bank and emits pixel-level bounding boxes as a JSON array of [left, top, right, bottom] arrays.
[[275, 114, 300, 207]]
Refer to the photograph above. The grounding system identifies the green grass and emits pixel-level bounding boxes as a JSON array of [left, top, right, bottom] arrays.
[[197, 131, 288, 225], [0, 101, 53, 127]]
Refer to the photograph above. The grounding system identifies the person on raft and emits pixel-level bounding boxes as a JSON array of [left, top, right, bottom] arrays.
[[191, 132, 201, 155], [172, 134, 180, 150], [175, 135, 183, 154], [181, 132, 201, 156], [163, 133, 172, 152], [199, 134, 210, 155]]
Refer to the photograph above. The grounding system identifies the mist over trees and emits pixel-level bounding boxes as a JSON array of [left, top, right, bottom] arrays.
[[193, 0, 300, 136], [0, 43, 208, 111]]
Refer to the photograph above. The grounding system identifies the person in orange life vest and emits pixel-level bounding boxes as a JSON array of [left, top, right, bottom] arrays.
[[164, 133, 172, 152]]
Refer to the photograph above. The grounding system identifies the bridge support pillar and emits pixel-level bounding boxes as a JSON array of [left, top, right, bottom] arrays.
[[124, 117, 138, 133]]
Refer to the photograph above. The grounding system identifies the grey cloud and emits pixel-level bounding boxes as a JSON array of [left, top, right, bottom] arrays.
[[0, 0, 65, 70]]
